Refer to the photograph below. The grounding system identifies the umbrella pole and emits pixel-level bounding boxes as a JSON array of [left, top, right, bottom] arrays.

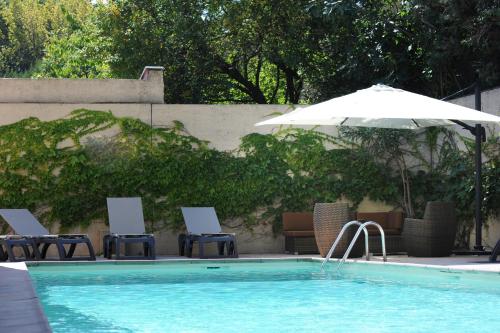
[[473, 123, 484, 251], [473, 82, 484, 251], [450, 81, 487, 253]]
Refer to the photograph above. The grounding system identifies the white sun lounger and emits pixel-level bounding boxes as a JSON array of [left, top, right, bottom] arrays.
[[104, 197, 155, 260], [180, 207, 238, 258], [0, 209, 95, 261]]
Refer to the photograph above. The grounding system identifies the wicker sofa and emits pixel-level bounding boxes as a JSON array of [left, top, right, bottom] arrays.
[[282, 212, 318, 254], [355, 211, 405, 254]]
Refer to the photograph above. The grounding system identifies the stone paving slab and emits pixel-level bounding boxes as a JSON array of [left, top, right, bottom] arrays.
[[353, 254, 500, 273], [0, 262, 51, 333]]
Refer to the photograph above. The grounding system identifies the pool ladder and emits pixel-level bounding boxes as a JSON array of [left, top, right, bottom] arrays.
[[321, 220, 387, 270]]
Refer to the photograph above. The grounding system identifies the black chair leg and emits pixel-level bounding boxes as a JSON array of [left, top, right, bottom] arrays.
[[186, 238, 193, 258], [41, 243, 51, 259], [0, 244, 7, 261], [31, 240, 41, 260], [21, 244, 32, 260], [230, 238, 238, 258], [55, 241, 67, 260], [149, 238, 156, 259], [217, 241, 225, 255], [115, 237, 121, 260], [143, 239, 155, 259], [178, 234, 186, 256], [490, 239, 500, 263], [106, 237, 113, 259], [85, 239, 96, 260], [5, 243, 17, 262], [67, 244, 77, 258]]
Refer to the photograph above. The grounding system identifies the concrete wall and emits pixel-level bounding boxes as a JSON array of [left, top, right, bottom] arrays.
[[0, 66, 164, 104], [450, 87, 500, 117], [153, 104, 299, 150], [0, 102, 331, 151], [0, 77, 499, 254], [0, 103, 151, 126]]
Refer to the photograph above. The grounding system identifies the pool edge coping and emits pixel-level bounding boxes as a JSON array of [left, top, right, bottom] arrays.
[[24, 256, 500, 276]]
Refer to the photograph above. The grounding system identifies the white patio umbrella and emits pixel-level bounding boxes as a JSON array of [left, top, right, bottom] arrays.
[[255, 84, 500, 252], [256, 84, 500, 128]]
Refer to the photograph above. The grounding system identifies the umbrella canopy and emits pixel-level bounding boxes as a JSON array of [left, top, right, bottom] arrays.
[[256, 84, 500, 128]]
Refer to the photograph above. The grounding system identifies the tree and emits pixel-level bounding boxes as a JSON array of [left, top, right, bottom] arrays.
[[32, 20, 113, 79], [309, 0, 500, 100], [0, 0, 92, 76], [411, 0, 500, 97], [302, 1, 432, 100], [100, 0, 316, 103], [202, 0, 314, 104]]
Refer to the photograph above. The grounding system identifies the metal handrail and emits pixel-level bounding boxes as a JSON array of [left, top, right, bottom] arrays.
[[336, 221, 386, 270], [321, 220, 369, 269]]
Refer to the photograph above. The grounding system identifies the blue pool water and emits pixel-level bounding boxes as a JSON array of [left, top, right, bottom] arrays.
[[29, 260, 500, 333]]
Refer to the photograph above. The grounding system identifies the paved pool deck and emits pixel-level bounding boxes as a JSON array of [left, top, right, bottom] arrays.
[[0, 262, 51, 333], [1, 254, 499, 332]]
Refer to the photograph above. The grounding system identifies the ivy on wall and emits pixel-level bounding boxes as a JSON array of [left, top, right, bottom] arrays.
[[0, 109, 498, 248], [0, 109, 399, 233]]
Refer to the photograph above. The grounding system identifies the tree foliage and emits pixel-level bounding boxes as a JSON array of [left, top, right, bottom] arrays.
[[100, 0, 314, 103], [0, 0, 92, 76], [32, 18, 113, 78], [1, 1, 498, 101], [413, 0, 500, 96]]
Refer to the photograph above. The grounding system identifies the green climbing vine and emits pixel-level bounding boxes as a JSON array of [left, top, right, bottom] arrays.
[[0, 109, 498, 249]]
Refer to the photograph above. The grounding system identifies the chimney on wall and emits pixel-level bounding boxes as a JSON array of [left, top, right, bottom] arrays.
[[140, 66, 165, 82]]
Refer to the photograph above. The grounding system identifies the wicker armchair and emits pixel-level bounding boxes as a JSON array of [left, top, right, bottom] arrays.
[[403, 201, 457, 257], [313, 203, 363, 258]]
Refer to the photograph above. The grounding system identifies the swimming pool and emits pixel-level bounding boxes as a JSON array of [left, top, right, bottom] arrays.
[[29, 259, 500, 333]]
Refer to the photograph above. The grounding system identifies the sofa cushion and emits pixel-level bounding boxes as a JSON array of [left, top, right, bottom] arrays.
[[282, 212, 314, 232], [356, 212, 388, 225], [387, 211, 404, 230], [356, 211, 404, 235]]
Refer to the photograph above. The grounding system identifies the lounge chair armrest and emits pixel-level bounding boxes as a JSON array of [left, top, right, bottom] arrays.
[[110, 233, 154, 237], [0, 235, 30, 239], [200, 233, 235, 236], [56, 234, 89, 237]]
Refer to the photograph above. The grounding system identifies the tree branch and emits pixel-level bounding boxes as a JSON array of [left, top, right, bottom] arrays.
[[214, 55, 267, 103]]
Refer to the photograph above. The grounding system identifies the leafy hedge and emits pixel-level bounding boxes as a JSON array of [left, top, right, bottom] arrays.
[[0, 109, 498, 248]]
